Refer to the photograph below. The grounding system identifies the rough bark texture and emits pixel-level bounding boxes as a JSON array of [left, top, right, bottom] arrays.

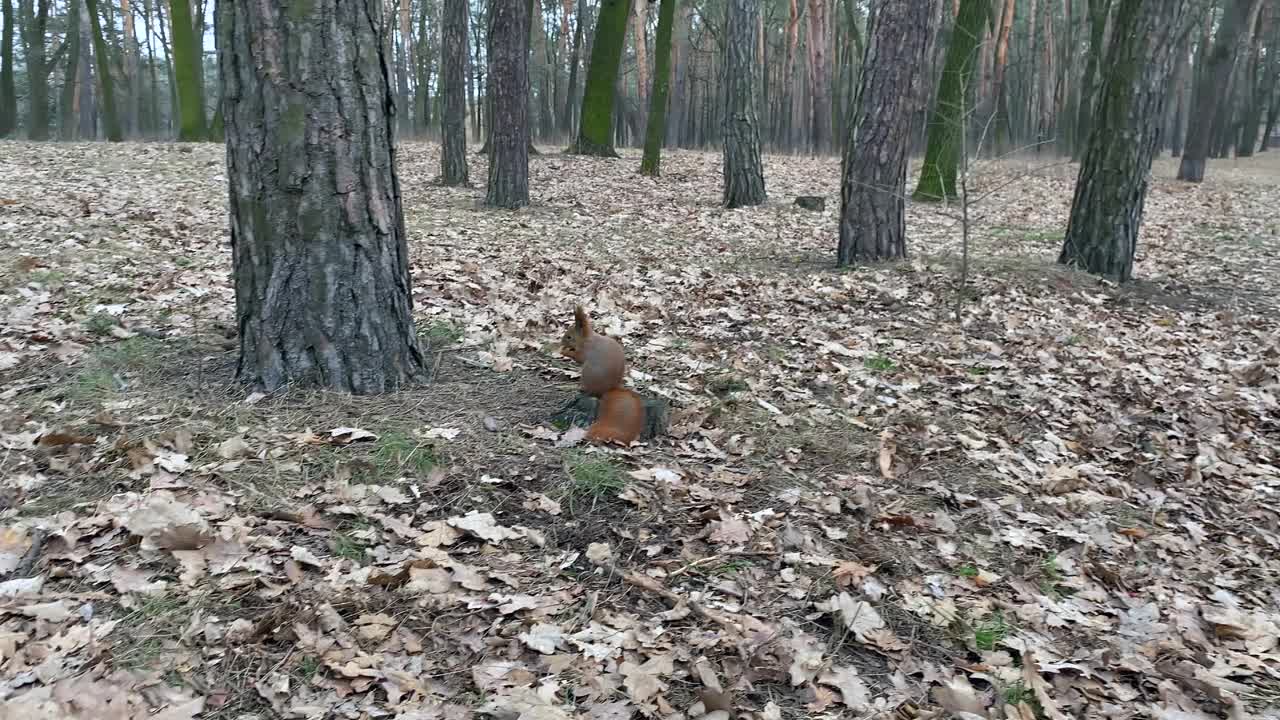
[[1178, 0, 1262, 181], [722, 0, 765, 208], [1060, 0, 1201, 281], [632, 0, 649, 119], [913, 0, 985, 201], [171, 0, 206, 140], [0, 0, 15, 136], [1073, 0, 1111, 161], [441, 0, 470, 185], [640, 0, 676, 175], [486, 0, 530, 208], [837, 0, 936, 266], [573, 0, 631, 156], [85, 0, 122, 141], [218, 0, 428, 394]]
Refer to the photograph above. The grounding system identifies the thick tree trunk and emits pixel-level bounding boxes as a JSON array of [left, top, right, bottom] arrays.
[[0, 0, 15, 136], [1061, 0, 1202, 281], [1073, 0, 1110, 161], [1178, 0, 1262, 181], [20, 0, 53, 140], [837, 0, 936, 266], [573, 0, 631, 155], [806, 0, 832, 153], [722, 0, 765, 207], [85, 0, 122, 141], [913, 0, 986, 201], [171, 0, 206, 140], [218, 0, 427, 394], [442, 0, 470, 185], [487, 0, 531, 208], [640, 0, 676, 175]]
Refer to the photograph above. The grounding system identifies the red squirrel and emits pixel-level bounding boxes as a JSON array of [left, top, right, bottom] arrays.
[[559, 306, 645, 445]]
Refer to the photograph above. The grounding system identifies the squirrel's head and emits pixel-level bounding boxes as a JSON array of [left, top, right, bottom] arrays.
[[558, 305, 591, 362]]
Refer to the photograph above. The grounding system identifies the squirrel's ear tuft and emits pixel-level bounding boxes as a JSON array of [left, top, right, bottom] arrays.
[[573, 306, 590, 334]]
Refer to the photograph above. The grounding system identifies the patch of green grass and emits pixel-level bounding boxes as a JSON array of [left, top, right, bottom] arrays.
[[863, 355, 896, 374], [1003, 681, 1036, 707], [954, 564, 979, 578], [966, 365, 991, 377], [28, 269, 67, 286], [973, 612, 1011, 651], [85, 312, 119, 336], [96, 336, 168, 371], [708, 559, 753, 576], [296, 656, 322, 680], [419, 319, 463, 348], [562, 451, 626, 510], [330, 533, 368, 564], [373, 431, 437, 477]]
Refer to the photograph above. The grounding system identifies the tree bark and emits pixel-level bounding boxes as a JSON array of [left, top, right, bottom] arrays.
[[486, 0, 531, 208], [1060, 0, 1203, 281], [19, 0, 55, 139], [120, 0, 140, 135], [837, 0, 936, 266], [1072, 0, 1111, 161], [806, 0, 832, 153], [1178, 0, 1263, 181], [989, 0, 1016, 152], [563, 0, 587, 136], [722, 0, 765, 207], [57, 0, 81, 139], [442, 0, 470, 185], [85, 0, 122, 141], [0, 0, 15, 136], [1235, 2, 1271, 156], [632, 0, 649, 122], [640, 0, 676, 175], [573, 0, 631, 155], [171, 0, 206, 140], [667, 2, 691, 147], [913, 0, 986, 201], [218, 0, 428, 394]]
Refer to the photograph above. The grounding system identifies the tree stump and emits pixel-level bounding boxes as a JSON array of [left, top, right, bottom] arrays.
[[794, 196, 825, 211], [550, 393, 670, 442]]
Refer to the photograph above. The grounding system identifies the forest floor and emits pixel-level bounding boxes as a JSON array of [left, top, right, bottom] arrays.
[[0, 140, 1278, 720]]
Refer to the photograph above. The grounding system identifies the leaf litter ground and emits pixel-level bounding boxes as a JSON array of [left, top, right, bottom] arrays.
[[1, 141, 1278, 720]]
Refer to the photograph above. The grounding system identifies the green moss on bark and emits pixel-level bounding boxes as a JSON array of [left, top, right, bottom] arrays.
[[913, 0, 987, 202], [572, 0, 631, 157], [170, 0, 206, 141], [640, 0, 676, 175]]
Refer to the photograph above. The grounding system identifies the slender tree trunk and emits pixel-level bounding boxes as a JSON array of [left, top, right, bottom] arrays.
[[20, 0, 53, 140], [806, 0, 831, 153], [640, 0, 676, 175], [563, 0, 587, 136], [487, 0, 530, 207], [171, 0, 206, 140], [1061, 0, 1203, 281], [632, 0, 649, 122], [667, 2, 690, 147], [0, 0, 15, 136], [722, 0, 765, 207], [218, 0, 427, 393], [120, 0, 140, 135], [989, 0, 1016, 152], [1236, 2, 1271, 156], [913, 0, 986, 201], [142, 0, 161, 135], [155, 0, 177, 133], [1178, 0, 1263, 181], [77, 0, 95, 138], [573, 0, 632, 155], [1165, 32, 1191, 155], [839, 0, 936, 265], [442, 0, 470, 185], [58, 0, 83, 139], [85, 0, 123, 140]]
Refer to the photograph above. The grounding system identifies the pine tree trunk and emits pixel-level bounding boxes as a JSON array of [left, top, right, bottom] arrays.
[[0, 0, 15, 136], [838, 0, 936, 266], [989, 0, 1016, 152], [563, 0, 586, 136], [806, 0, 831, 153], [486, 0, 531, 208], [1236, 3, 1270, 157], [573, 0, 631, 155], [1061, 0, 1202, 281], [154, 0, 177, 134], [58, 0, 82, 139], [1178, 0, 1262, 181], [1073, 0, 1110, 161], [218, 0, 427, 394], [77, 0, 95, 138], [85, 0, 122, 141], [442, 0, 470, 185], [667, 3, 690, 147], [632, 0, 649, 125], [1165, 32, 1191, 156], [142, 0, 161, 135], [171, 0, 206, 140], [639, 0, 676, 175], [20, 0, 52, 140], [722, 0, 765, 207], [913, 0, 985, 201], [121, 0, 140, 135]]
